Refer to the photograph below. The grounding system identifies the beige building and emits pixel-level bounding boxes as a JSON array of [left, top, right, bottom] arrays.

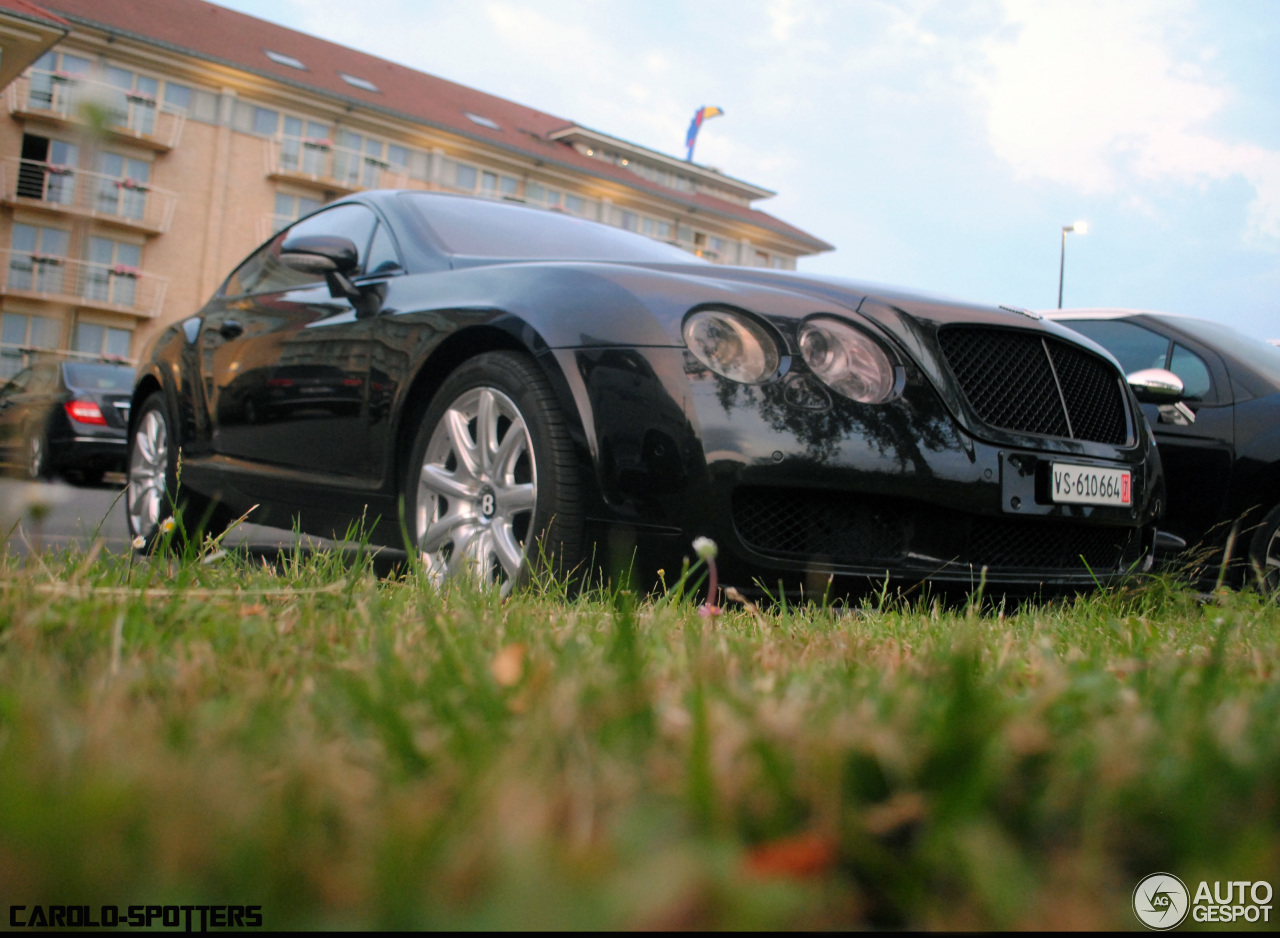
[[0, 0, 831, 378]]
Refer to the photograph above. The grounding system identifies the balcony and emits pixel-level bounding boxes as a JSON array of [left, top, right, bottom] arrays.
[[7, 71, 186, 151], [265, 137, 408, 193], [0, 251, 168, 319], [1, 159, 178, 234]]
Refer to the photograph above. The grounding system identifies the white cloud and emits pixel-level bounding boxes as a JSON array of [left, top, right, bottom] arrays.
[[980, 0, 1280, 241]]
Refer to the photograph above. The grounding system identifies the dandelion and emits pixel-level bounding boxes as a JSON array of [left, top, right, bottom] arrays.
[[160, 517, 176, 534], [692, 536, 720, 617]]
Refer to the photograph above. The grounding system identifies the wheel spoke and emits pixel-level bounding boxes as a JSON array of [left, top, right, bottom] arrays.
[[476, 388, 498, 473], [498, 482, 536, 515], [492, 524, 525, 580], [492, 420, 527, 479], [419, 462, 478, 502], [445, 407, 480, 478], [421, 513, 475, 553]]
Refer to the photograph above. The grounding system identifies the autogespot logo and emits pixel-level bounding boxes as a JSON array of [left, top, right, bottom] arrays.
[[1133, 873, 1190, 930]]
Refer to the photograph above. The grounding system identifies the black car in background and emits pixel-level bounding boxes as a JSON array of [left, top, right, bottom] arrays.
[[0, 355, 134, 484], [127, 191, 1165, 596], [1050, 310, 1280, 589]]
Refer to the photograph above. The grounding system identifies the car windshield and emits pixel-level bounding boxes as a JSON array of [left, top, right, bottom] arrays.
[[1164, 316, 1280, 387], [400, 193, 703, 264], [64, 362, 134, 391]]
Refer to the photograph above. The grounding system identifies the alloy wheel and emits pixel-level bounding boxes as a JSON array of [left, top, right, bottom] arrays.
[[127, 408, 169, 538], [414, 386, 537, 594]]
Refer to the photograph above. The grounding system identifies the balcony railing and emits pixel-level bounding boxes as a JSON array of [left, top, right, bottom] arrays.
[[266, 137, 408, 192], [0, 251, 167, 318], [7, 71, 185, 150], [1, 159, 177, 233]]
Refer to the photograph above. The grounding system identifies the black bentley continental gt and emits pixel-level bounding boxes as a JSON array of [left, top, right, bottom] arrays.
[[126, 191, 1166, 596]]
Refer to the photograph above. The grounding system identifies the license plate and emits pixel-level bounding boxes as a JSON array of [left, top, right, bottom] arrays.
[[1050, 463, 1131, 506]]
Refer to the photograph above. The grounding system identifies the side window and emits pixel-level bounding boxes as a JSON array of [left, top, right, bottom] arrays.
[[362, 223, 403, 277], [1169, 343, 1212, 400], [1065, 319, 1170, 374], [224, 203, 378, 296]]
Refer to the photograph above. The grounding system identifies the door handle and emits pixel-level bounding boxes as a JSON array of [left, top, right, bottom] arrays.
[[219, 320, 244, 339]]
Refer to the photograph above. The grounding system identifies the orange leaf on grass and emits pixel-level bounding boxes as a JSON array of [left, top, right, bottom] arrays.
[[743, 832, 838, 879]]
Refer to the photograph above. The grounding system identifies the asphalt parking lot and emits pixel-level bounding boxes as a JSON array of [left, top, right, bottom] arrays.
[[0, 474, 399, 568]]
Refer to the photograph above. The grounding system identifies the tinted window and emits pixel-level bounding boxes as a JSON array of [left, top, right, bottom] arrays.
[[363, 223, 402, 277], [64, 362, 134, 391], [1169, 344, 1212, 400], [1067, 319, 1170, 374], [401, 193, 703, 263], [1162, 316, 1280, 387], [224, 203, 378, 296]]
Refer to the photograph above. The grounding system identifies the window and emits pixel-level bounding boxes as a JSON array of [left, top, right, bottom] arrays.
[[163, 82, 191, 113], [104, 66, 161, 136], [253, 106, 279, 137], [453, 162, 477, 191], [27, 50, 91, 113], [272, 192, 323, 233], [1066, 320, 1170, 375], [339, 73, 379, 93], [465, 112, 500, 130], [73, 322, 132, 359], [1, 312, 60, 378], [95, 152, 151, 221], [224, 203, 378, 296], [363, 224, 403, 277], [265, 50, 306, 70], [1169, 343, 1212, 400], [82, 236, 143, 308], [279, 115, 332, 174], [9, 223, 70, 293], [17, 133, 80, 205], [480, 170, 518, 199]]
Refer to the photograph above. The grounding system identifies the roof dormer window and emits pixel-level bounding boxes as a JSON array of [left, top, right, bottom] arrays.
[[339, 73, 379, 93], [465, 112, 500, 131], [264, 50, 306, 70]]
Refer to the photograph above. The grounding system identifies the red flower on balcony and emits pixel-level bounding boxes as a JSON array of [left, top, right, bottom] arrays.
[[116, 177, 150, 192], [303, 138, 333, 150], [45, 163, 73, 176], [110, 265, 140, 278]]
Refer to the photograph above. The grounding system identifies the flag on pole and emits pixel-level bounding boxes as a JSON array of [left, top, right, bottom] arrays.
[[685, 106, 724, 162]]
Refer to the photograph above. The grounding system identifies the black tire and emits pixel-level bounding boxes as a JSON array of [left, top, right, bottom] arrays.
[[1249, 503, 1280, 594], [26, 429, 50, 480], [404, 351, 584, 594], [126, 392, 231, 550]]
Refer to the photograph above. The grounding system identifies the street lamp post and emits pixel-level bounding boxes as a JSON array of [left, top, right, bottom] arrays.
[[1058, 220, 1089, 309]]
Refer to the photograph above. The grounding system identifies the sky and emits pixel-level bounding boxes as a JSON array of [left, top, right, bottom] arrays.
[[211, 0, 1280, 338]]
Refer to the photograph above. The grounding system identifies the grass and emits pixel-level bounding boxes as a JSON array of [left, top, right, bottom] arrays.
[[0, 527, 1278, 929]]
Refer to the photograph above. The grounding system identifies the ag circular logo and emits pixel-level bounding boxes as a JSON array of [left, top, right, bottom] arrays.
[[1133, 873, 1190, 930]]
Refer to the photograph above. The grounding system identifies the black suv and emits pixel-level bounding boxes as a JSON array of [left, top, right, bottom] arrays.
[[0, 355, 134, 484]]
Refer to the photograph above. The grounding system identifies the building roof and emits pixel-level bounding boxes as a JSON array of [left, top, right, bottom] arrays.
[[0, 0, 68, 27], [40, 0, 833, 252]]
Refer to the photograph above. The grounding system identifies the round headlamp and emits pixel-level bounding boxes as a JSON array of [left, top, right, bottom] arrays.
[[798, 317, 896, 403], [683, 309, 780, 384]]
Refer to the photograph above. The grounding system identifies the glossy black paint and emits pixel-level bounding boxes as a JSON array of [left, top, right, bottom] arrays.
[[1053, 311, 1280, 580], [132, 191, 1164, 593], [0, 356, 133, 481]]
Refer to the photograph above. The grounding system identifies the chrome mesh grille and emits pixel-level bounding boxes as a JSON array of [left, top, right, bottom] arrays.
[[937, 327, 1128, 445]]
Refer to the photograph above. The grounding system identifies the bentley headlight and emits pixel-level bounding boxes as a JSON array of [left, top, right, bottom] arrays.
[[683, 309, 780, 384], [798, 317, 896, 403]]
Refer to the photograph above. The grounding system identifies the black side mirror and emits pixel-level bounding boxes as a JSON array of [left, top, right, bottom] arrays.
[[280, 235, 362, 302], [280, 235, 359, 274]]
